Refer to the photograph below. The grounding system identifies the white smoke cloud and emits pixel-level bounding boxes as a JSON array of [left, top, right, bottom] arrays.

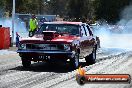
[[94, 4, 132, 50], [117, 5, 132, 33], [0, 17, 28, 42]]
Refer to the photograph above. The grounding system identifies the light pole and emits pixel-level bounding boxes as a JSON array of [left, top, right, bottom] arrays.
[[11, 0, 15, 46]]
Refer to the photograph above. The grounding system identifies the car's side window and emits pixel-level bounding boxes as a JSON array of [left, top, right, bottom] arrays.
[[84, 26, 89, 36], [82, 25, 88, 36], [86, 25, 93, 36], [81, 26, 87, 37]]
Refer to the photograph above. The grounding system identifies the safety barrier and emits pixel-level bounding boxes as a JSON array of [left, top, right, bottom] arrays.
[[0, 27, 10, 49]]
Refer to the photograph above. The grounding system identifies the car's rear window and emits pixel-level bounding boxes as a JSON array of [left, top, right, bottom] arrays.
[[36, 24, 79, 35]]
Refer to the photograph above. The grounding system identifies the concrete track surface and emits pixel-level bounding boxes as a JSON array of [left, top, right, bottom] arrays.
[[0, 47, 132, 88]]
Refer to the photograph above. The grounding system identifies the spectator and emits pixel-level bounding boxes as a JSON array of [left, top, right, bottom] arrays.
[[29, 14, 38, 37]]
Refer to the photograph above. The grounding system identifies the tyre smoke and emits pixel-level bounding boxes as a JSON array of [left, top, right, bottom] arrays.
[[0, 17, 28, 42], [93, 4, 132, 50]]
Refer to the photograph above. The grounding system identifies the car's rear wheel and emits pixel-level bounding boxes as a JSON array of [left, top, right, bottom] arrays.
[[70, 53, 80, 69], [21, 57, 31, 68], [85, 48, 96, 65]]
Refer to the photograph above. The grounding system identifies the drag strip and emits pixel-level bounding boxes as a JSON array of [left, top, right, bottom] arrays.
[[0, 48, 132, 88]]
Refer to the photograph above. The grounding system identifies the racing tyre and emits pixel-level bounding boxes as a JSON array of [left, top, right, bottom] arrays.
[[21, 57, 31, 68], [85, 48, 96, 65], [70, 53, 80, 69]]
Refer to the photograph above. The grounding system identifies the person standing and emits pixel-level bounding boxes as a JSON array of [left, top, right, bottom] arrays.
[[16, 32, 20, 47], [38, 17, 47, 28], [29, 14, 38, 37]]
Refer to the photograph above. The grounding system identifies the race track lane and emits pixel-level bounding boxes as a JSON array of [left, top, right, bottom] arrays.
[[0, 48, 132, 88]]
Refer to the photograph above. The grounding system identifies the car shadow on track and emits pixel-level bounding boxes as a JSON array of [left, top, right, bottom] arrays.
[[9, 62, 87, 73]]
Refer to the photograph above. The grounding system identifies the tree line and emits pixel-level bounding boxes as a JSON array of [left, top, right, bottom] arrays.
[[0, 0, 131, 23]]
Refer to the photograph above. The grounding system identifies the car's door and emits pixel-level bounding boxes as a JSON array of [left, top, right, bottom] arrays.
[[79, 24, 88, 58], [80, 24, 95, 58], [85, 24, 96, 55]]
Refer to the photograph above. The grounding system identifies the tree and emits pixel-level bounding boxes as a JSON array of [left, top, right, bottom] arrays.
[[46, 0, 67, 16], [0, 0, 6, 17], [0, 0, 6, 9], [67, 0, 94, 21], [94, 0, 131, 23], [4, 0, 45, 15]]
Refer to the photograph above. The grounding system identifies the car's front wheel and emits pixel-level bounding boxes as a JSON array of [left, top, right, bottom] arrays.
[[70, 53, 80, 69], [85, 48, 96, 65], [21, 57, 31, 68]]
